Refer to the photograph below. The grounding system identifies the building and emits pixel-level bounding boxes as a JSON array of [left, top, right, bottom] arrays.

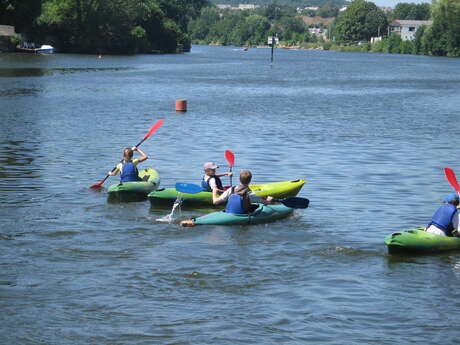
[[216, 4, 259, 11], [238, 4, 258, 10], [389, 20, 433, 41]]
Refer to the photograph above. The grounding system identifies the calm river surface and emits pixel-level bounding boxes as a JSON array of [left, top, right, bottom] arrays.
[[1, 46, 460, 344]]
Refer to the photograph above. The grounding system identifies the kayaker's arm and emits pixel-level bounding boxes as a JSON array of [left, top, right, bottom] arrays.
[[212, 188, 231, 205], [452, 212, 460, 237], [216, 172, 233, 178], [133, 147, 149, 162], [249, 193, 273, 205], [263, 196, 274, 205], [108, 164, 121, 176]]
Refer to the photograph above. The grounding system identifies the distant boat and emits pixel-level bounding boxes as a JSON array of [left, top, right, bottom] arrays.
[[36, 45, 55, 54]]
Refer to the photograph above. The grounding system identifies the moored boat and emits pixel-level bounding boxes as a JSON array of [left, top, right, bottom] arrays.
[[108, 168, 160, 202], [36, 45, 55, 53], [384, 228, 460, 254], [180, 203, 295, 227], [148, 179, 305, 207]]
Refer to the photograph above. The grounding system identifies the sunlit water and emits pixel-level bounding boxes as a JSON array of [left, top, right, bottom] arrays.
[[1, 46, 460, 344]]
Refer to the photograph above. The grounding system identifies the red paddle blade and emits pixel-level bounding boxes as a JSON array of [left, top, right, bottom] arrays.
[[143, 119, 163, 141], [444, 168, 460, 194], [225, 150, 235, 167], [90, 180, 104, 189]]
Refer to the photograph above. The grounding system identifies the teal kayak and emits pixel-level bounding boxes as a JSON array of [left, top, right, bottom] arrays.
[[384, 228, 460, 254], [149, 179, 305, 208], [180, 203, 294, 227], [108, 168, 160, 202]]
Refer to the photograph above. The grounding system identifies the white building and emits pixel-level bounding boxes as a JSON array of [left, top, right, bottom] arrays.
[[389, 20, 433, 41], [238, 4, 258, 10], [216, 4, 259, 11]]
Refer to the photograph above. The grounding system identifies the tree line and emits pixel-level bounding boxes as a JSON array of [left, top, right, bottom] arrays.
[[0, 0, 208, 53], [208, 0, 346, 7], [189, 0, 460, 58]]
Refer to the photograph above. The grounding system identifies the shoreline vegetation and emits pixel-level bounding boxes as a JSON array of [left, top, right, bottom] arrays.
[[1, 0, 208, 54], [1, 0, 458, 57], [190, 0, 460, 58]]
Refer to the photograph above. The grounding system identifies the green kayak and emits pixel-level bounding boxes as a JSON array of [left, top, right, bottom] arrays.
[[180, 203, 295, 227], [384, 228, 460, 254], [149, 179, 305, 207], [108, 168, 160, 202]]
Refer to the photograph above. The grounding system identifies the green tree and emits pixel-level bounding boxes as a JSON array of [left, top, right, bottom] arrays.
[[334, 0, 387, 43], [317, 2, 339, 18], [428, 0, 460, 56], [390, 2, 431, 21], [0, 0, 41, 31], [413, 24, 426, 54], [35, 0, 208, 53], [189, 6, 219, 41]]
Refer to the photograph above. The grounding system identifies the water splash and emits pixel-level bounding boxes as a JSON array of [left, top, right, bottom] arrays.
[[156, 197, 182, 223]]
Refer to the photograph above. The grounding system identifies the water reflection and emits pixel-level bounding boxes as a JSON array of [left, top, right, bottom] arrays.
[[0, 88, 42, 97], [0, 67, 134, 78]]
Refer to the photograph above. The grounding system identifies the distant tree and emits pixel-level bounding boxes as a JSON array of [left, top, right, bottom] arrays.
[[35, 0, 208, 53], [317, 3, 338, 18], [334, 0, 387, 43], [390, 2, 431, 21], [239, 14, 270, 44], [279, 16, 306, 34], [428, 0, 460, 56], [189, 6, 220, 41], [0, 0, 41, 32]]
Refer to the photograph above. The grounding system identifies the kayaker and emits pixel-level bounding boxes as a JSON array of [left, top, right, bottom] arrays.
[[212, 170, 273, 214], [425, 193, 460, 237], [201, 162, 232, 193], [108, 147, 149, 182]]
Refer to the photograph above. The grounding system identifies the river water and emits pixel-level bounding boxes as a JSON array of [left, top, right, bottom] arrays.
[[1, 46, 460, 344]]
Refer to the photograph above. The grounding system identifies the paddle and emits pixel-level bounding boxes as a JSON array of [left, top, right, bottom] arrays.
[[444, 167, 460, 196], [175, 182, 204, 194], [225, 150, 235, 186], [174, 183, 309, 208], [275, 197, 310, 209], [90, 119, 164, 189]]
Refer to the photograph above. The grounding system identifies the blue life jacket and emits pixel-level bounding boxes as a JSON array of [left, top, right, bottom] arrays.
[[225, 188, 248, 214], [120, 162, 142, 183], [201, 175, 223, 192], [427, 204, 457, 236]]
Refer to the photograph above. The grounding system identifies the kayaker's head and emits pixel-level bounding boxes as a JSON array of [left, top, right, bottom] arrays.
[[239, 170, 252, 186], [123, 147, 134, 162], [444, 193, 460, 206], [203, 162, 218, 176]]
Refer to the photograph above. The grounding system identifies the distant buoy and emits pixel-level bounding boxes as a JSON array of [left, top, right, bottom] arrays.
[[175, 99, 187, 112]]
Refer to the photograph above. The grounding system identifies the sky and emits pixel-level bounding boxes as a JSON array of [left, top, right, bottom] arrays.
[[371, 0, 431, 6]]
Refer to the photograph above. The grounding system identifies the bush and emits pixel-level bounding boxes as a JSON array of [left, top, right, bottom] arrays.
[[10, 34, 21, 47]]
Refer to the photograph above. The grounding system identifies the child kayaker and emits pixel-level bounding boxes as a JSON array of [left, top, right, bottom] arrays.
[[108, 147, 149, 182], [212, 170, 273, 214], [201, 162, 232, 193], [425, 193, 460, 237]]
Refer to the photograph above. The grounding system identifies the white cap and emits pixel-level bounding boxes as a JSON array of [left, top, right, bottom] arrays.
[[203, 162, 218, 170]]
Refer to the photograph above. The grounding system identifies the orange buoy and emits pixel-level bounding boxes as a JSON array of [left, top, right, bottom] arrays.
[[175, 99, 187, 112]]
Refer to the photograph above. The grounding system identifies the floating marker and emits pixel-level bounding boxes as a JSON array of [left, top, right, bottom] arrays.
[[175, 99, 187, 112]]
